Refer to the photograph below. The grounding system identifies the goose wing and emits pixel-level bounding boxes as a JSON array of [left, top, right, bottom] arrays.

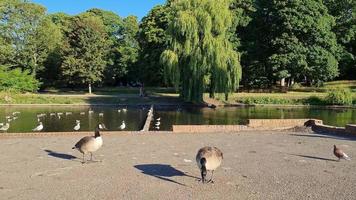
[[74, 136, 94, 149]]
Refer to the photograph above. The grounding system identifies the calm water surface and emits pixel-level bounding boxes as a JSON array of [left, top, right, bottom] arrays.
[[0, 106, 355, 133]]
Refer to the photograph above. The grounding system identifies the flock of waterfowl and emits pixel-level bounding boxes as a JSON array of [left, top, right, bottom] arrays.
[[0, 109, 352, 184], [0, 108, 132, 132], [71, 122, 224, 183]]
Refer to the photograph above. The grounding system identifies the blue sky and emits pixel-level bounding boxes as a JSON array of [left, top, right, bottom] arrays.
[[31, 0, 166, 20]]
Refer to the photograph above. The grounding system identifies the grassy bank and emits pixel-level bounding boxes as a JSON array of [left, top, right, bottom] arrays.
[[1, 82, 356, 106], [0, 92, 181, 105], [210, 91, 356, 106]]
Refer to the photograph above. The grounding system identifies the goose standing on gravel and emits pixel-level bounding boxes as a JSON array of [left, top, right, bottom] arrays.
[[72, 123, 107, 163], [120, 120, 126, 130], [196, 146, 223, 184], [32, 122, 44, 132], [334, 145, 351, 161], [0, 123, 10, 132], [74, 120, 81, 131]]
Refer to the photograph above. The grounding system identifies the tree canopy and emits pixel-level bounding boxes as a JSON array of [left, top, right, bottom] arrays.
[[161, 0, 242, 102], [0, 0, 355, 102]]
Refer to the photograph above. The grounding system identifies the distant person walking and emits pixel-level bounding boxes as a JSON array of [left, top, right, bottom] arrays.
[[139, 83, 145, 97]]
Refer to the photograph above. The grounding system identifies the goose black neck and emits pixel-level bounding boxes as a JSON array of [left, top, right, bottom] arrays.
[[94, 128, 101, 138]]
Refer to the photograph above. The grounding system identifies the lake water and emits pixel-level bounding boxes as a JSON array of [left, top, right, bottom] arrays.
[[0, 106, 355, 133]]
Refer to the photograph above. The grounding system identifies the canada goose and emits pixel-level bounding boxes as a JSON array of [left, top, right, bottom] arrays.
[[196, 146, 223, 184], [72, 123, 107, 163], [120, 120, 126, 130], [0, 123, 10, 131], [74, 120, 80, 131], [32, 122, 44, 132], [334, 145, 351, 161]]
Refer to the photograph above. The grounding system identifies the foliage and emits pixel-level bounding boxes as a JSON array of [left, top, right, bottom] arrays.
[[137, 5, 171, 86], [0, 0, 59, 75], [323, 0, 356, 80], [118, 16, 140, 83], [161, 0, 242, 103], [325, 89, 353, 105], [0, 66, 40, 92], [60, 14, 110, 89], [242, 0, 341, 87]]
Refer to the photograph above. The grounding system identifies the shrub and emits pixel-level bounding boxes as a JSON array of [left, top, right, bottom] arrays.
[[0, 67, 41, 92], [303, 96, 326, 105], [325, 89, 353, 105], [239, 96, 294, 105]]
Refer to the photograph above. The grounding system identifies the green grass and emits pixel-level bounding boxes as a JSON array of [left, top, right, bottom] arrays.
[[2, 80, 356, 106], [0, 92, 181, 105], [291, 80, 356, 92], [210, 91, 355, 106]]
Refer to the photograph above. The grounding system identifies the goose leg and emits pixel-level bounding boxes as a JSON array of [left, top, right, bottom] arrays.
[[208, 171, 215, 183], [82, 153, 86, 164]]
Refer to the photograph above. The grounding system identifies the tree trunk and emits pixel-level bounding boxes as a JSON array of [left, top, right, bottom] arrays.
[[88, 83, 92, 94], [280, 78, 286, 87]]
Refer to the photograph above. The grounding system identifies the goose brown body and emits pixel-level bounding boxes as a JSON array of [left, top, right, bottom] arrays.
[[73, 123, 106, 163], [196, 146, 223, 183]]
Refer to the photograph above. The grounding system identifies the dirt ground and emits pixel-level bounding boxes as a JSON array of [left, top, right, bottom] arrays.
[[0, 131, 355, 200]]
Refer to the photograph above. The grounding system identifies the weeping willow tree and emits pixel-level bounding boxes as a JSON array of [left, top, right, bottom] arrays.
[[160, 0, 242, 103]]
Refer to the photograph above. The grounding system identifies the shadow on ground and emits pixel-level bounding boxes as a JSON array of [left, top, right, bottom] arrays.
[[289, 153, 337, 162], [44, 149, 77, 161], [134, 164, 197, 186]]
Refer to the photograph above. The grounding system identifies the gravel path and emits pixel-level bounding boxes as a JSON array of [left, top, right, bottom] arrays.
[[0, 131, 355, 200]]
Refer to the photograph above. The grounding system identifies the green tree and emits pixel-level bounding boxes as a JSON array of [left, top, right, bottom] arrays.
[[161, 0, 242, 103], [268, 0, 339, 86], [137, 5, 171, 86], [0, 0, 49, 75], [60, 15, 109, 93], [243, 0, 340, 87], [85, 9, 126, 85], [119, 16, 140, 84], [324, 0, 355, 79]]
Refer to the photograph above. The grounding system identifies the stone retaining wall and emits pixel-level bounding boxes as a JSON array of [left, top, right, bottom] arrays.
[[247, 119, 322, 130], [172, 125, 248, 133]]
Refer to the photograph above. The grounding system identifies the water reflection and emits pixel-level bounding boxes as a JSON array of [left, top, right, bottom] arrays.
[[0, 106, 355, 133]]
